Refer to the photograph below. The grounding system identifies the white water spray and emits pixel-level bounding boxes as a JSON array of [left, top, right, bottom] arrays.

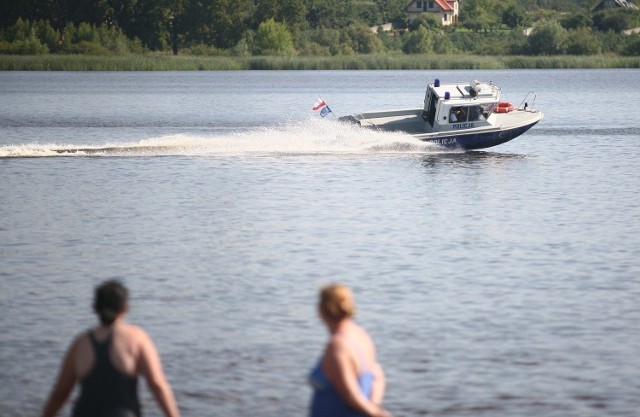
[[0, 118, 451, 158]]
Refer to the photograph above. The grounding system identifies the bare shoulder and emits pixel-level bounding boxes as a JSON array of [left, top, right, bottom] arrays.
[[71, 330, 90, 346], [69, 330, 92, 354], [327, 333, 351, 352], [120, 323, 152, 340], [350, 324, 375, 348], [68, 331, 94, 378], [356, 324, 374, 343], [113, 323, 156, 357]]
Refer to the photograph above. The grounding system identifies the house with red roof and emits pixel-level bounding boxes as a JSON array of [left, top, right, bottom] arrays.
[[406, 0, 459, 26], [592, 0, 639, 12]]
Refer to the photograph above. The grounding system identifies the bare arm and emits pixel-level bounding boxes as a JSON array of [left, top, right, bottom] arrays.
[[41, 338, 79, 417], [138, 331, 181, 417], [368, 338, 386, 405], [369, 361, 386, 405]]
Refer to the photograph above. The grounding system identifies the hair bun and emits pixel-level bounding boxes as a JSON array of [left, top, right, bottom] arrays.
[[319, 284, 356, 321]]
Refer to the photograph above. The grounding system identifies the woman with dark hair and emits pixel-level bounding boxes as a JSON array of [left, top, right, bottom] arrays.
[[42, 280, 180, 417], [309, 284, 392, 417]]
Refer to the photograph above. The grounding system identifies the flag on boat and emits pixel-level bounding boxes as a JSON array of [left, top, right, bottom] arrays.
[[312, 96, 333, 117], [312, 97, 326, 110], [319, 105, 332, 117]]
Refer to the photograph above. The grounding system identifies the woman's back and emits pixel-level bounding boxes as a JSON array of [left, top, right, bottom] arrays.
[[73, 323, 144, 380], [309, 284, 390, 417], [42, 280, 181, 417], [73, 329, 140, 417], [309, 323, 378, 417]]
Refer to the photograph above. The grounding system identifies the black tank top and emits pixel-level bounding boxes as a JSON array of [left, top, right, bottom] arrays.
[[73, 330, 141, 417]]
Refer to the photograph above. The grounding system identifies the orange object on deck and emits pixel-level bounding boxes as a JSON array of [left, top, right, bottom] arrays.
[[495, 102, 515, 113]]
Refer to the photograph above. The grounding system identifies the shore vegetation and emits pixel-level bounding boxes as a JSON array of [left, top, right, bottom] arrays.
[[1, 0, 638, 70], [1, 53, 639, 71]]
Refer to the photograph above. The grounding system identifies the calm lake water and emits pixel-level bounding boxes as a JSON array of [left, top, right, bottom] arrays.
[[1, 69, 639, 417]]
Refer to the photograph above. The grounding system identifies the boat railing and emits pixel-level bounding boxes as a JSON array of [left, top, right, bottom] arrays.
[[518, 91, 537, 111], [440, 80, 501, 94], [471, 80, 501, 95]]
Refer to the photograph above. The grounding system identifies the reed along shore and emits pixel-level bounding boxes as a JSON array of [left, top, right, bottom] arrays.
[[2, 54, 639, 71]]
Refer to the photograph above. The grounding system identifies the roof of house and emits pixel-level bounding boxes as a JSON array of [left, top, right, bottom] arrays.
[[436, 0, 454, 11], [406, 0, 456, 12], [592, 0, 639, 10]]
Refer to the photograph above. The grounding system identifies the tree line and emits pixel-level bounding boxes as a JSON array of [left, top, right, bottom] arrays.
[[1, 0, 639, 56]]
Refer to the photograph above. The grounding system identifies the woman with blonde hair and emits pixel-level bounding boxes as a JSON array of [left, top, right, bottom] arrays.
[[309, 284, 392, 417]]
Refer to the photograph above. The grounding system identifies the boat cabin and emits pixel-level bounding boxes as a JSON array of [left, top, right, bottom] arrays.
[[422, 79, 501, 133]]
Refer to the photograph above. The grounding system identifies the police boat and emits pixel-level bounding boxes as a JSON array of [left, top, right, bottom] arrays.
[[338, 79, 543, 150]]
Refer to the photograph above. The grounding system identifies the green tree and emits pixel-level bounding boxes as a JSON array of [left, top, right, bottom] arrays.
[[254, 18, 294, 54], [307, 0, 356, 28], [4, 18, 33, 41], [374, 0, 407, 27], [96, 0, 138, 29], [517, 0, 582, 12], [409, 13, 442, 31], [432, 32, 457, 54], [126, 0, 181, 51], [253, 0, 305, 36], [561, 12, 593, 30], [594, 28, 621, 54], [566, 27, 601, 55], [507, 30, 529, 55], [298, 26, 342, 54], [402, 25, 432, 54], [74, 22, 98, 43], [460, 0, 501, 32], [620, 34, 640, 56], [1, 0, 65, 28], [377, 30, 402, 50], [181, 0, 251, 49], [526, 19, 568, 55], [254, 0, 279, 26], [353, 0, 381, 27], [0, 18, 49, 54], [33, 19, 60, 52], [501, 3, 528, 29], [279, 0, 306, 34], [65, 0, 107, 26], [1, 0, 27, 28], [344, 23, 383, 53], [593, 9, 640, 34]]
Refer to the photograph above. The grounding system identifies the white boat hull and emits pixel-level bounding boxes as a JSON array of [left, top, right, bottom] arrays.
[[340, 108, 543, 150]]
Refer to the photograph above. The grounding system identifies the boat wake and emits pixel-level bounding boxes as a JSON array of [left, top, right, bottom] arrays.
[[0, 118, 450, 158]]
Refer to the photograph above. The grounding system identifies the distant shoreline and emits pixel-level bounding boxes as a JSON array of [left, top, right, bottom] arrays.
[[2, 54, 639, 71]]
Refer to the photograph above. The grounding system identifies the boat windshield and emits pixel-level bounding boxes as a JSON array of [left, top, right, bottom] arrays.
[[449, 104, 495, 123]]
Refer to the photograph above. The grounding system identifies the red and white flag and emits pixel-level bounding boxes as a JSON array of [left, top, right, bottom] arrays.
[[312, 97, 326, 111]]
